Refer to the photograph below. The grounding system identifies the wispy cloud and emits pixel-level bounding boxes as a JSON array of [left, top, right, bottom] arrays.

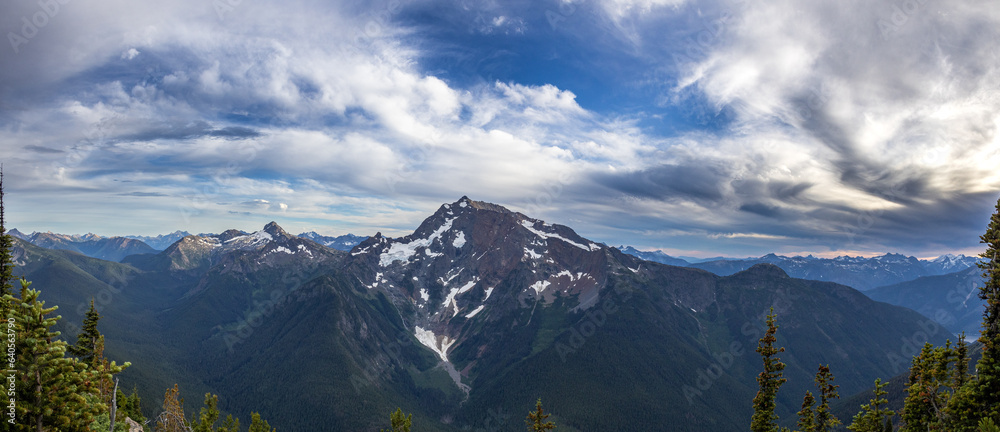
[[0, 0, 996, 258]]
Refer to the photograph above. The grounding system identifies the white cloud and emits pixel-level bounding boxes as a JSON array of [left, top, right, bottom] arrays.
[[2, 0, 997, 257], [0, 0, 660, 238], [602, 0, 687, 19], [672, 0, 1000, 201], [121, 48, 140, 60]]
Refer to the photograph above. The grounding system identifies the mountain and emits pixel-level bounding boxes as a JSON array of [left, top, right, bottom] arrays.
[[7, 227, 29, 240], [22, 231, 157, 262], [866, 266, 985, 336], [15, 197, 954, 431], [658, 252, 979, 291], [125, 231, 192, 250], [690, 253, 928, 290], [616, 245, 691, 267], [297, 231, 368, 251], [125, 222, 335, 273], [924, 253, 982, 274]]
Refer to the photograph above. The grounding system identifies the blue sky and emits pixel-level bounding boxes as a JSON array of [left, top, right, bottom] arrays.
[[1, 0, 999, 258]]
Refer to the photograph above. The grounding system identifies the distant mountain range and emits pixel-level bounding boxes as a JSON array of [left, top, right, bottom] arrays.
[[10, 228, 367, 260], [125, 231, 192, 250], [866, 266, 986, 336], [9, 228, 157, 262], [617, 246, 981, 291], [9, 197, 953, 431], [296, 231, 368, 251], [13, 228, 975, 292]]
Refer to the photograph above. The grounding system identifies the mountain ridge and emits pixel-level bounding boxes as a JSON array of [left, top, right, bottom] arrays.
[[619, 247, 981, 290], [9, 197, 956, 431]]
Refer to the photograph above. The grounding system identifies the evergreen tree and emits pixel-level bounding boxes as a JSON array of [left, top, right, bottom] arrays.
[[900, 341, 968, 430], [973, 196, 1000, 420], [901, 343, 941, 430], [981, 417, 1000, 432], [847, 378, 893, 432], [814, 365, 841, 431], [381, 408, 412, 432], [217, 415, 240, 432], [90, 332, 130, 409], [525, 398, 556, 431], [956, 332, 970, 387], [156, 384, 190, 432], [6, 279, 105, 431], [89, 402, 131, 432], [0, 165, 15, 317], [117, 386, 146, 424], [248, 412, 276, 432], [71, 301, 130, 425], [191, 393, 220, 432], [797, 391, 816, 432], [68, 299, 101, 362], [751, 309, 787, 432]]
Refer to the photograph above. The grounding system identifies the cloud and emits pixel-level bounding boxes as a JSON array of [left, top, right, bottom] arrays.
[[0, 0, 996, 258], [601, 0, 687, 20], [115, 121, 263, 142], [121, 48, 140, 60], [118, 191, 168, 197], [240, 198, 289, 213], [595, 163, 729, 202], [24, 145, 64, 154]]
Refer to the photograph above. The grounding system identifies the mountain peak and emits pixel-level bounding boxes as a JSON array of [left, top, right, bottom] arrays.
[[441, 196, 514, 215], [263, 221, 290, 238], [6, 228, 28, 240]]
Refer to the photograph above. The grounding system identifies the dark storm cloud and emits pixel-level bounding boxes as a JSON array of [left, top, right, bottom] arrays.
[[24, 145, 65, 154], [738, 202, 783, 218], [595, 163, 729, 202], [117, 121, 261, 142]]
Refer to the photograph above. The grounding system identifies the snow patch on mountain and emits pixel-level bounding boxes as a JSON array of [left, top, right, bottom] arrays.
[[414, 326, 455, 363], [520, 220, 599, 251], [529, 280, 551, 295], [227, 230, 273, 246], [367, 272, 389, 290], [443, 277, 479, 316], [199, 237, 221, 247], [554, 270, 590, 281], [524, 247, 542, 260], [453, 231, 466, 248], [465, 305, 485, 319], [379, 218, 455, 266]]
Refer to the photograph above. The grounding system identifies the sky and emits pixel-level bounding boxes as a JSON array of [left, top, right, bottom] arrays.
[[1, 0, 999, 259]]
